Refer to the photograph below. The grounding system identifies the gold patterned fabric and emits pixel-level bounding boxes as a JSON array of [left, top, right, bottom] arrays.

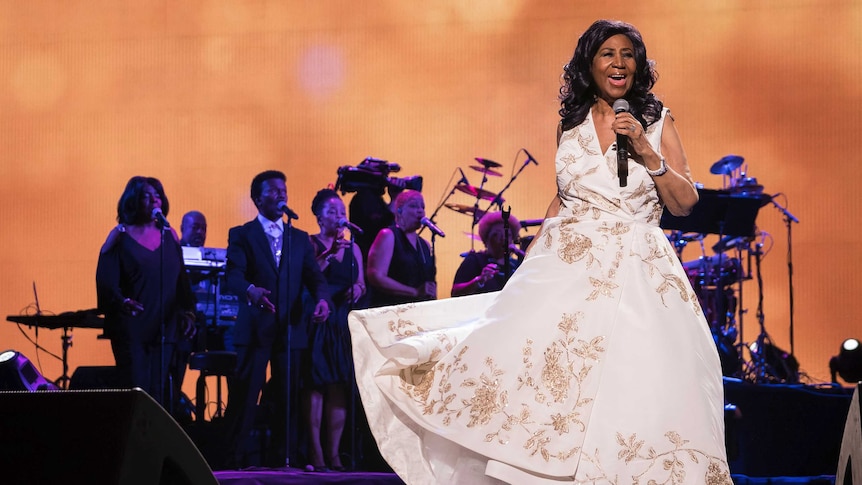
[[349, 108, 732, 484]]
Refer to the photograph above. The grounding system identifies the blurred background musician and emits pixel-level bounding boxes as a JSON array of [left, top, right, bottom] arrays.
[[451, 210, 523, 297]]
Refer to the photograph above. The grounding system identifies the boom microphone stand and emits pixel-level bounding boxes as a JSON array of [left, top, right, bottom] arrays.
[[483, 150, 537, 216], [768, 194, 799, 355]]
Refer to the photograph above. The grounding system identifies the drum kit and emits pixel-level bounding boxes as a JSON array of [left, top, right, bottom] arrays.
[[426, 152, 537, 255], [664, 155, 800, 384]]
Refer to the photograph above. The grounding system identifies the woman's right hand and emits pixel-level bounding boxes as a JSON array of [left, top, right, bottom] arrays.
[[328, 235, 351, 255], [421, 281, 437, 299], [478, 263, 498, 285]]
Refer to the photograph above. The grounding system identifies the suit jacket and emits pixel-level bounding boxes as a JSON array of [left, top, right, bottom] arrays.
[[225, 219, 330, 349]]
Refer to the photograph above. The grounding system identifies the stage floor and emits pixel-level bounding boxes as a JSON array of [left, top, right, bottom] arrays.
[[211, 469, 837, 485], [204, 379, 854, 484], [214, 467, 404, 484]]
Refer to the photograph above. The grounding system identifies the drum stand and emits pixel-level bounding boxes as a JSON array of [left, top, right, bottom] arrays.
[[738, 241, 799, 383]]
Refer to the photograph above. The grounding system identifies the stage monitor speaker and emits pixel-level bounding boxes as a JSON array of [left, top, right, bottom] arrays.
[[0, 388, 217, 485], [69, 365, 124, 390], [837, 383, 862, 484]]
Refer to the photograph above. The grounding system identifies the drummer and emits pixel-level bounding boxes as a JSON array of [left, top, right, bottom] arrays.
[[451, 210, 523, 297]]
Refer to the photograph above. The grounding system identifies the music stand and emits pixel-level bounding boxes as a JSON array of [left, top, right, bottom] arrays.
[[660, 189, 765, 237]]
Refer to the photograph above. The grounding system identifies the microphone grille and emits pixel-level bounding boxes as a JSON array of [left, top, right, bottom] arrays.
[[612, 99, 630, 113]]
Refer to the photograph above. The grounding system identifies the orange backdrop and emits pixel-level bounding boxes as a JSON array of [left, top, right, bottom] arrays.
[[1, 1, 860, 399]]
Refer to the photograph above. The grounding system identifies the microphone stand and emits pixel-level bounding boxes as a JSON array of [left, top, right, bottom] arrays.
[[502, 206, 512, 283], [159, 221, 170, 413], [346, 228, 358, 471], [769, 195, 799, 356], [283, 214, 294, 468], [483, 154, 534, 216], [422, 169, 461, 245]]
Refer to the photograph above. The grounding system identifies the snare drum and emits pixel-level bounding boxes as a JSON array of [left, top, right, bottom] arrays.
[[683, 255, 742, 288]]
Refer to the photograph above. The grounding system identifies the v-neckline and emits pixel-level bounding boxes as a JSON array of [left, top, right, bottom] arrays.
[[127, 230, 163, 252], [588, 109, 617, 158]]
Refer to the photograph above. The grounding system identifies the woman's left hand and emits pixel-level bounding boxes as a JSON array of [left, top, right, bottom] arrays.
[[613, 112, 652, 157], [349, 283, 365, 303], [311, 299, 330, 323]]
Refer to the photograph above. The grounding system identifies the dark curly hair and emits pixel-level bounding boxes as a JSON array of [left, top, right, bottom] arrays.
[[311, 188, 341, 217], [559, 20, 662, 132], [116, 176, 169, 225]]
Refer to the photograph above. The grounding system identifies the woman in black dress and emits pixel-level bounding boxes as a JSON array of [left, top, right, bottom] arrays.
[[96, 176, 195, 408], [366, 189, 436, 307], [304, 188, 367, 472]]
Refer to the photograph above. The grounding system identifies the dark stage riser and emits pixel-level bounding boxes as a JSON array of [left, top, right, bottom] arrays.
[[724, 379, 853, 477]]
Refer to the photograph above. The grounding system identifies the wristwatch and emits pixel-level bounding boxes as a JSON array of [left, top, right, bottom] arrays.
[[645, 157, 668, 177]]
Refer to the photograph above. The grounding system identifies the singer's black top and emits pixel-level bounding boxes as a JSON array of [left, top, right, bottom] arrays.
[[370, 225, 436, 307], [96, 232, 194, 345]]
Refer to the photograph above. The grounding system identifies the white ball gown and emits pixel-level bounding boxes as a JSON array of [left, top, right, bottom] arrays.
[[349, 108, 732, 484]]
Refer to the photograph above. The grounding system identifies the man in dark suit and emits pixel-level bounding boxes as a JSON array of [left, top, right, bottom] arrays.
[[221, 170, 331, 468]]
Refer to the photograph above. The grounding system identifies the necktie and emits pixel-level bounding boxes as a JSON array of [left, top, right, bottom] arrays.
[[268, 223, 282, 265]]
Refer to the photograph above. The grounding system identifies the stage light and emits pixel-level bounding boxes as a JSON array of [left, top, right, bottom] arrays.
[[0, 350, 58, 391], [829, 339, 862, 384]]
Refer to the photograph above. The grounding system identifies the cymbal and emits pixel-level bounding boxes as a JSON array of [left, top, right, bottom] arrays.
[[455, 184, 503, 202], [710, 155, 744, 175], [729, 176, 764, 196], [463, 231, 481, 241], [445, 203, 486, 218], [470, 165, 502, 177], [474, 157, 502, 168]]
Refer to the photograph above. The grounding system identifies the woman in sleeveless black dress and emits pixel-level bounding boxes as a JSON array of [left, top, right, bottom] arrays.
[[303, 189, 367, 471]]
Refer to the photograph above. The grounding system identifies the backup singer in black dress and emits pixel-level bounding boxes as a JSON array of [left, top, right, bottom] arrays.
[[366, 189, 436, 307], [303, 188, 368, 472], [96, 176, 196, 407]]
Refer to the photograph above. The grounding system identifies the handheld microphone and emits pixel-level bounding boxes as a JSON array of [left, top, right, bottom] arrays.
[[523, 148, 538, 165], [337, 218, 364, 235], [277, 201, 299, 220], [420, 217, 446, 238], [152, 208, 170, 228], [612, 99, 630, 187]]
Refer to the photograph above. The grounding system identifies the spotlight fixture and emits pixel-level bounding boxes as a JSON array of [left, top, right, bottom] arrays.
[[829, 339, 862, 384], [0, 350, 58, 391]]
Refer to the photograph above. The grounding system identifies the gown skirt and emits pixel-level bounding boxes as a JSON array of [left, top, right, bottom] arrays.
[[349, 108, 732, 484]]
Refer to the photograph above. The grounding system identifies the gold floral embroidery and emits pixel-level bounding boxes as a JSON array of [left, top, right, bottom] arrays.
[[574, 431, 732, 484], [632, 232, 702, 313], [621, 431, 732, 484], [398, 311, 601, 463], [556, 218, 595, 264]]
